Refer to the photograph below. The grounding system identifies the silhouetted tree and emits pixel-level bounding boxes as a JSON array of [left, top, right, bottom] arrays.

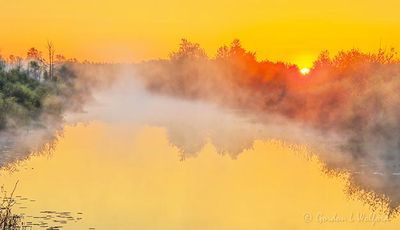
[[313, 50, 332, 70], [216, 39, 256, 62], [27, 47, 43, 61], [47, 41, 55, 80], [55, 54, 66, 64], [0, 56, 5, 72], [170, 39, 207, 62]]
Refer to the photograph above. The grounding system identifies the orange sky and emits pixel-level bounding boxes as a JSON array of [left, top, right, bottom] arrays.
[[1, 0, 400, 67]]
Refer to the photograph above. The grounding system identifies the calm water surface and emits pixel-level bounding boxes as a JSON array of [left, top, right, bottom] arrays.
[[0, 122, 399, 229]]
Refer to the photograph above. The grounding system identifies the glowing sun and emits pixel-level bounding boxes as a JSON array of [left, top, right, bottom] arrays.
[[300, 67, 310, 75]]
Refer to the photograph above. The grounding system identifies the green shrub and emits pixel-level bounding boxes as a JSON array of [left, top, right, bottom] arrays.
[[0, 62, 81, 131]]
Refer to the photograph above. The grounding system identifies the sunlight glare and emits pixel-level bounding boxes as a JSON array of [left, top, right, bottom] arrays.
[[300, 67, 310, 75]]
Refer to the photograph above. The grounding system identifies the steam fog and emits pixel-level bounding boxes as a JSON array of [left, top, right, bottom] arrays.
[[63, 59, 400, 209], [66, 66, 340, 156], [2, 40, 400, 213]]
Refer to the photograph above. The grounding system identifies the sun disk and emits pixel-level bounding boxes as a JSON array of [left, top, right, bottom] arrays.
[[300, 67, 310, 75]]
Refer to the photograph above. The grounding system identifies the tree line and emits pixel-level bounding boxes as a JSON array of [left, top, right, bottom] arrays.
[[0, 44, 86, 131]]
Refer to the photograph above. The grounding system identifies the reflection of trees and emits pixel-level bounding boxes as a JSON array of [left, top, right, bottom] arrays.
[[0, 45, 89, 167], [137, 39, 400, 209]]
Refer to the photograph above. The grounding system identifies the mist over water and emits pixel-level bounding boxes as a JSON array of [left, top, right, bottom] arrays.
[[131, 43, 400, 208], [58, 63, 398, 211], [66, 67, 335, 156], [2, 56, 400, 228], [0, 128, 55, 166]]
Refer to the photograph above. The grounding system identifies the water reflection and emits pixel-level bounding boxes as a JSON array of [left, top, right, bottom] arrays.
[[0, 129, 60, 168], [0, 123, 399, 229]]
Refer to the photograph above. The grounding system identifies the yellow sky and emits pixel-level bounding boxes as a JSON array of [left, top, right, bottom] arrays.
[[1, 0, 400, 66]]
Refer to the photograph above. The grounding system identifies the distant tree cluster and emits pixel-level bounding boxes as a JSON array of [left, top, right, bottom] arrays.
[[0, 45, 87, 131], [138, 38, 400, 126], [137, 39, 400, 183], [138, 39, 302, 105]]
